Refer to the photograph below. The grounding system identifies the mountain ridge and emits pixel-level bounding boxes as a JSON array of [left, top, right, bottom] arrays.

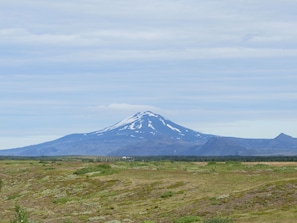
[[90, 111, 213, 141], [0, 111, 296, 156]]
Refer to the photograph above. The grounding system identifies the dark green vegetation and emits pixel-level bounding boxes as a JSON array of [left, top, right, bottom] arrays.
[[73, 164, 116, 176], [10, 204, 32, 223], [1, 158, 297, 222]]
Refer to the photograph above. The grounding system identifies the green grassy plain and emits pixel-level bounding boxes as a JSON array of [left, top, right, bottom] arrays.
[[1, 159, 297, 223]]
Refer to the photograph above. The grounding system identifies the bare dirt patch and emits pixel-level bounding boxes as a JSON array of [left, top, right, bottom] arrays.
[[242, 162, 297, 166]]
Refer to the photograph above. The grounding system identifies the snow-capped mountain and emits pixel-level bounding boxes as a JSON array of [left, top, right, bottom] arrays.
[[0, 111, 212, 156], [91, 111, 210, 141], [0, 111, 296, 156]]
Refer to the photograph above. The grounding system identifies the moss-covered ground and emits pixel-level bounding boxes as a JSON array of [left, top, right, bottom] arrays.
[[1, 159, 297, 222]]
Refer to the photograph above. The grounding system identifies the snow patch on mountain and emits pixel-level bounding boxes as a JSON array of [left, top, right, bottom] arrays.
[[94, 111, 160, 134], [166, 124, 181, 133], [148, 120, 155, 130], [89, 111, 213, 142]]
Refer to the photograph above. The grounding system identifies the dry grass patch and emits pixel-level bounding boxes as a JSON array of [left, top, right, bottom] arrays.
[[1, 160, 297, 223]]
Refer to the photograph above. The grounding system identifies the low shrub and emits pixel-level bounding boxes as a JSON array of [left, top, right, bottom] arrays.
[[174, 215, 201, 223], [207, 161, 217, 165], [160, 191, 174, 198], [73, 164, 113, 175], [11, 204, 30, 223]]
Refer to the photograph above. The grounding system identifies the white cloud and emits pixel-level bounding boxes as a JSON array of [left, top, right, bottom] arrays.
[[92, 103, 159, 112], [0, 0, 297, 149], [0, 28, 83, 46], [1, 0, 297, 67]]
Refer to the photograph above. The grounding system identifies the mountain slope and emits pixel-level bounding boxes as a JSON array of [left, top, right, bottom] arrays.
[[92, 111, 211, 141], [193, 137, 254, 156], [231, 133, 297, 155], [1, 111, 297, 156], [0, 111, 212, 156]]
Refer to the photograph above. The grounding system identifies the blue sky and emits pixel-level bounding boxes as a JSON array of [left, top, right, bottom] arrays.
[[1, 0, 297, 149]]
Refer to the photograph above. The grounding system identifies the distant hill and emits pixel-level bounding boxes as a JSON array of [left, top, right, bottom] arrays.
[[0, 111, 297, 156]]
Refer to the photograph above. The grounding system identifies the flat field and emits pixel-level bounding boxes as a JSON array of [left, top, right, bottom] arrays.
[[1, 159, 297, 223]]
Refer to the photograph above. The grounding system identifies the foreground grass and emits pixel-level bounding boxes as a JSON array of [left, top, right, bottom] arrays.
[[1, 160, 297, 222]]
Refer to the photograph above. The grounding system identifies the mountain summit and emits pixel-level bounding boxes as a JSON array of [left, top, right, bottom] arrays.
[[92, 111, 210, 141]]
